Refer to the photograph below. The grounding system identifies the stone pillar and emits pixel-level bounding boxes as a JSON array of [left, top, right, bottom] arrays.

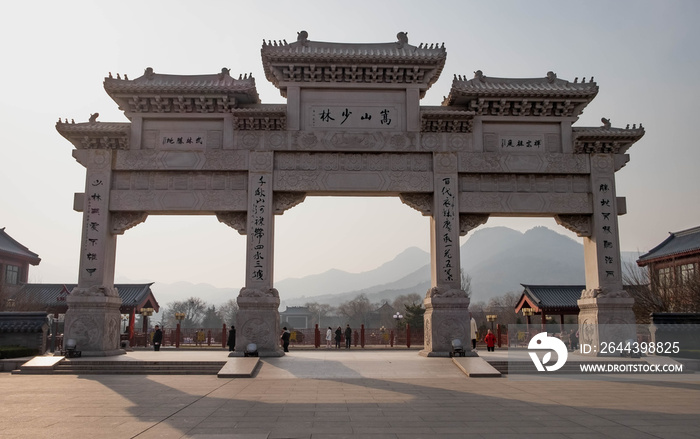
[[421, 153, 472, 357], [578, 153, 635, 355], [64, 149, 123, 356], [234, 151, 283, 357]]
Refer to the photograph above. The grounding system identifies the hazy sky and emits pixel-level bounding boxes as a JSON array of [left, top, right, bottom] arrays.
[[1, 0, 699, 291]]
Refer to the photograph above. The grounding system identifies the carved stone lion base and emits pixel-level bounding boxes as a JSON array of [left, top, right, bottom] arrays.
[[577, 296, 636, 357], [63, 294, 125, 357], [419, 292, 475, 357]]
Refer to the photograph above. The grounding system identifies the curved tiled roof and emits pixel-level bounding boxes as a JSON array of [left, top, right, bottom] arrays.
[[261, 33, 447, 97], [0, 312, 47, 333], [447, 72, 598, 100], [637, 226, 700, 265], [0, 228, 40, 265], [11, 284, 159, 312], [517, 284, 585, 312]]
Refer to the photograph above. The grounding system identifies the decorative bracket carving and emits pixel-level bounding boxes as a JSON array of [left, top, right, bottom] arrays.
[[274, 192, 306, 215], [459, 214, 489, 236], [216, 212, 247, 235], [111, 212, 148, 235], [554, 214, 591, 237], [399, 193, 432, 216]]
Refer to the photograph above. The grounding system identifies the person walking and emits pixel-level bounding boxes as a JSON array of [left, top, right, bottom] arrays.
[[227, 325, 236, 352], [325, 326, 332, 349], [281, 327, 291, 352], [344, 324, 352, 349], [334, 326, 342, 349], [153, 325, 163, 351], [484, 329, 496, 352]]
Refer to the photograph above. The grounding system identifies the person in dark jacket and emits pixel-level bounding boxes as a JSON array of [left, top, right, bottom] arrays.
[[227, 325, 236, 352], [335, 326, 342, 349], [344, 324, 352, 349], [153, 325, 163, 351], [281, 327, 291, 352]]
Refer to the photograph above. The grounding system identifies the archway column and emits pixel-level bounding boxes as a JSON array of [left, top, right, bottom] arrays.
[[577, 153, 635, 355], [233, 152, 283, 357], [64, 149, 123, 356], [421, 153, 472, 357]]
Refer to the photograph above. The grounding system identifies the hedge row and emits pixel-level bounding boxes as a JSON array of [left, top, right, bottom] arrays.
[[0, 346, 39, 359]]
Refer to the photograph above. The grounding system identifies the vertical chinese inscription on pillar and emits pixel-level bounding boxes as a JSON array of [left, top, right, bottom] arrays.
[[596, 178, 618, 281], [439, 177, 456, 283], [82, 174, 107, 280], [251, 175, 268, 282]]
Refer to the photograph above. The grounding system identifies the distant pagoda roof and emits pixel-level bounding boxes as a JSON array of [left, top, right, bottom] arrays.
[[103, 67, 260, 115], [443, 71, 598, 117], [0, 228, 41, 265], [515, 284, 585, 314], [261, 31, 447, 98], [637, 226, 700, 266]]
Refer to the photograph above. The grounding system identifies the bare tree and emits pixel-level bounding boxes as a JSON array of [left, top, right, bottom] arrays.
[[161, 297, 207, 328], [337, 294, 375, 327], [305, 301, 335, 327], [217, 299, 239, 327], [391, 293, 422, 312], [461, 268, 472, 300], [623, 260, 700, 323]]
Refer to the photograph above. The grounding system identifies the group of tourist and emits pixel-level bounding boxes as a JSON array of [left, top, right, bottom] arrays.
[[324, 324, 353, 349]]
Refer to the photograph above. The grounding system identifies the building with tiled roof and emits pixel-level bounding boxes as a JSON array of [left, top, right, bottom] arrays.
[[0, 228, 41, 296], [514, 284, 584, 332], [637, 226, 700, 292]]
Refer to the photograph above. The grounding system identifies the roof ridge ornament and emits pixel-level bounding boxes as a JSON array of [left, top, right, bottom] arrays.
[[601, 117, 611, 128], [396, 31, 408, 49], [144, 67, 155, 80], [88, 113, 99, 123], [546, 71, 557, 83], [297, 30, 309, 46], [218, 67, 230, 80], [474, 70, 485, 81]]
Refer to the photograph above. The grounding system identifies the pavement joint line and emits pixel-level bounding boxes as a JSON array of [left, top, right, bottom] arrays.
[[129, 377, 235, 438]]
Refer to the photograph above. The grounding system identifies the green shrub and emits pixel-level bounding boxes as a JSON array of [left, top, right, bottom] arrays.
[[0, 346, 40, 359]]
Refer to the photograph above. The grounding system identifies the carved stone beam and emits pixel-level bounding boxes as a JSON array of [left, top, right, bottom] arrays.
[[554, 214, 591, 237], [459, 214, 489, 236], [274, 192, 306, 215], [111, 212, 148, 235], [399, 193, 432, 216], [216, 212, 247, 235]]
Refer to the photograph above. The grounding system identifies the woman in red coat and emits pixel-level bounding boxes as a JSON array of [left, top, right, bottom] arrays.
[[484, 329, 496, 352]]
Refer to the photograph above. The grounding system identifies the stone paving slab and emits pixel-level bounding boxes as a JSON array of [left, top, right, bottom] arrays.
[[452, 356, 502, 377], [218, 358, 261, 378], [0, 350, 698, 438]]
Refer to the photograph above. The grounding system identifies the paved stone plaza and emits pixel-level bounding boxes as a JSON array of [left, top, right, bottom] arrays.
[[1, 351, 699, 438]]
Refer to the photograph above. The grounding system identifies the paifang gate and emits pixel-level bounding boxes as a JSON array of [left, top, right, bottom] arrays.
[[56, 31, 644, 357]]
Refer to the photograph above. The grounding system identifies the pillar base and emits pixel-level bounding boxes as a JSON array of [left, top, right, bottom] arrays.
[[236, 289, 284, 357], [64, 293, 124, 356], [578, 294, 636, 357], [421, 288, 471, 357]]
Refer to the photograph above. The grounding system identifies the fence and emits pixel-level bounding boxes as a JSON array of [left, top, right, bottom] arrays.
[[131, 325, 425, 348]]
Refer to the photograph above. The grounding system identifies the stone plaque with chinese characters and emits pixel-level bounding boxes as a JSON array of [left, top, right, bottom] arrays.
[[309, 106, 399, 129], [499, 135, 544, 151], [159, 132, 207, 149]]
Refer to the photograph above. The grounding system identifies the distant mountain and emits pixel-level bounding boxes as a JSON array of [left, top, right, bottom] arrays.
[[282, 226, 641, 308], [274, 246, 429, 299], [136, 226, 643, 311]]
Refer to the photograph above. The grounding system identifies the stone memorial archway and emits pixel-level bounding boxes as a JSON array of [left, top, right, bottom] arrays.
[[56, 32, 644, 356]]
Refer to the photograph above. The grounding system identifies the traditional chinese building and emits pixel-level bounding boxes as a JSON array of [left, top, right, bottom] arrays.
[[637, 226, 700, 306], [55, 32, 644, 356], [0, 228, 41, 298], [514, 284, 584, 332]]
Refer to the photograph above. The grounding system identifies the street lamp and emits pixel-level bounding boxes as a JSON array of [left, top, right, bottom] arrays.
[[175, 312, 186, 348], [393, 312, 403, 326], [486, 314, 497, 332]]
